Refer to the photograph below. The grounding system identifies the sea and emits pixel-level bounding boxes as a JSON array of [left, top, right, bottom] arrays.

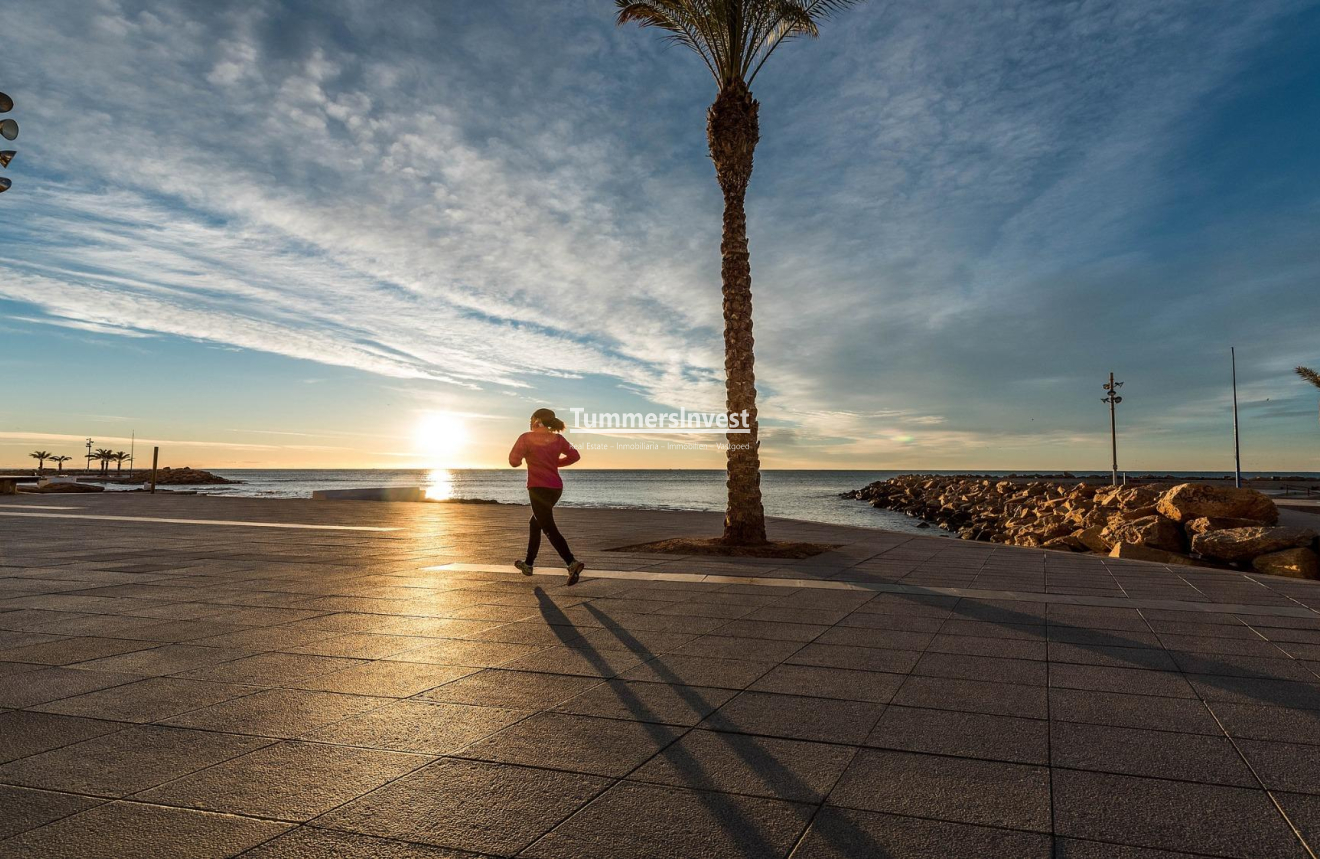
[[170, 469, 1320, 536]]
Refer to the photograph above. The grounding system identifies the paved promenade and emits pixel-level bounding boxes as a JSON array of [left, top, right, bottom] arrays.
[[2, 493, 1319, 857]]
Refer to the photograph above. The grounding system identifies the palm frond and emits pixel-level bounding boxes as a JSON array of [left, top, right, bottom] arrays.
[[617, 0, 867, 87], [1298, 366, 1320, 389]]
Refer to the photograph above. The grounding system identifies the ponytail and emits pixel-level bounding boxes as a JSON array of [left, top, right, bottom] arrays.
[[531, 408, 566, 432]]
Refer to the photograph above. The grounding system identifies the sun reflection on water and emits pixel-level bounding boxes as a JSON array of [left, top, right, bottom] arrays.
[[425, 469, 454, 501]]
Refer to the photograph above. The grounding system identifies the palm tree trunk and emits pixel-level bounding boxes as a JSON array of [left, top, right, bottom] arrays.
[[708, 82, 767, 545]]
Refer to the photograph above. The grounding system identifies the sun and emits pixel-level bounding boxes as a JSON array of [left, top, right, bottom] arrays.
[[413, 413, 468, 467]]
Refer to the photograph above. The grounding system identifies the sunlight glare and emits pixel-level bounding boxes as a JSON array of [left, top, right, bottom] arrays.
[[414, 413, 468, 468], [425, 468, 454, 501]]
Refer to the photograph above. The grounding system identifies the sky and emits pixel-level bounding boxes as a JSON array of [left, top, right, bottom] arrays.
[[1, 0, 1318, 472]]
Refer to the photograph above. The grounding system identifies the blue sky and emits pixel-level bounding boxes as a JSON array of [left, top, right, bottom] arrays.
[[1, 0, 1318, 471]]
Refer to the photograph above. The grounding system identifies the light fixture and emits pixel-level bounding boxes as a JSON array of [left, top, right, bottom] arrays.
[[0, 178, 11, 193], [0, 151, 13, 168], [0, 119, 17, 141], [0, 92, 12, 113]]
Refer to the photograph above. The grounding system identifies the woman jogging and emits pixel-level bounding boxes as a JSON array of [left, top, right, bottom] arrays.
[[508, 408, 585, 585]]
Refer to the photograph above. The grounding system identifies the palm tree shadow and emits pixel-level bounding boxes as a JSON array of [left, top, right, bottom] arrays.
[[533, 591, 890, 857]]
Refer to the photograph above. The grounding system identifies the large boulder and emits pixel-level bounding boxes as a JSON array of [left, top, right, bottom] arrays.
[[1109, 542, 1197, 566], [1156, 483, 1278, 525], [1191, 526, 1317, 562], [1252, 548, 1320, 580], [1102, 515, 1185, 553], [1185, 517, 1271, 539], [1073, 526, 1111, 554]]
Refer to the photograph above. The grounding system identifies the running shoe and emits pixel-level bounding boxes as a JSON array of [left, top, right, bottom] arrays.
[[515, 560, 534, 576], [566, 560, 585, 586]]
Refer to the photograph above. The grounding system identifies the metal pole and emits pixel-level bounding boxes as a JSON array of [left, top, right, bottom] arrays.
[[1232, 347, 1241, 488], [150, 447, 159, 494], [1109, 372, 1118, 486]]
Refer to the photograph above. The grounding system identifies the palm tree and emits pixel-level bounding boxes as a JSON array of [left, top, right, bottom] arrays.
[[617, 0, 865, 544], [112, 451, 131, 473], [50, 455, 72, 473], [1299, 367, 1320, 428], [29, 450, 51, 473], [94, 448, 114, 475]]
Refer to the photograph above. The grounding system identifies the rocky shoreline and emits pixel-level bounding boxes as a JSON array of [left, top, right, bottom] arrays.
[[846, 474, 1318, 579]]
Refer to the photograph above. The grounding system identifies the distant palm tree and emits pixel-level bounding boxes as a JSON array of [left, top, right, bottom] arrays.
[[50, 455, 72, 473], [1300, 367, 1320, 428], [113, 451, 131, 473], [94, 448, 115, 475], [617, 0, 866, 544], [29, 450, 51, 473]]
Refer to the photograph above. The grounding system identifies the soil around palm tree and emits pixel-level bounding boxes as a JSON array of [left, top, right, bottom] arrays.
[[607, 537, 838, 559]]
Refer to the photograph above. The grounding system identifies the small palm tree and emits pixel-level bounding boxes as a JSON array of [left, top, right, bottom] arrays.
[[50, 455, 72, 473], [94, 448, 114, 475], [29, 450, 52, 473], [617, 0, 866, 544], [1300, 367, 1320, 428], [113, 451, 131, 473]]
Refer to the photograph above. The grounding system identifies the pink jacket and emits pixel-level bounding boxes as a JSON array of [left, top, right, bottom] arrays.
[[508, 432, 580, 489]]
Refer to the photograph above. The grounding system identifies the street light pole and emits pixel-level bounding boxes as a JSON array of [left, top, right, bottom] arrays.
[[1103, 373, 1124, 486], [1232, 347, 1242, 488]]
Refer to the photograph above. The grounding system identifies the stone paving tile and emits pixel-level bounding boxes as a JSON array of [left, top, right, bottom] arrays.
[[670, 633, 807, 662], [1172, 652, 1320, 682], [0, 666, 142, 708], [239, 826, 486, 858], [162, 688, 393, 738], [523, 780, 814, 859], [0, 800, 290, 858], [1052, 769, 1308, 857], [1051, 840, 1227, 858], [619, 653, 779, 688], [0, 710, 122, 764], [0, 785, 104, 840], [0, 724, 269, 797], [1208, 701, 1320, 745], [828, 748, 1052, 832], [1277, 792, 1320, 853], [302, 700, 529, 755], [711, 619, 828, 642], [381, 638, 546, 668], [914, 651, 1049, 685], [1051, 722, 1256, 787], [785, 642, 922, 674], [1049, 688, 1223, 734], [418, 668, 602, 710], [629, 727, 855, 802], [865, 705, 1049, 765], [459, 711, 682, 777], [31, 677, 259, 723], [0, 635, 157, 665], [139, 740, 428, 821], [701, 690, 885, 744], [295, 660, 478, 697], [316, 757, 609, 855], [176, 652, 369, 685], [790, 806, 1052, 858], [926, 633, 1048, 660], [74, 643, 254, 676], [551, 678, 735, 726], [1186, 674, 1320, 710], [748, 663, 904, 703], [1050, 664, 1197, 698], [1236, 739, 1320, 794], [495, 644, 648, 678], [889, 675, 1049, 719]]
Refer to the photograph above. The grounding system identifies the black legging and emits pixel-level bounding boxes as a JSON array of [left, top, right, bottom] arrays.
[[526, 487, 575, 565]]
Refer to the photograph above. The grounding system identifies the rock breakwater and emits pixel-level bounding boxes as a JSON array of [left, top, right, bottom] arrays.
[[845, 475, 1317, 578]]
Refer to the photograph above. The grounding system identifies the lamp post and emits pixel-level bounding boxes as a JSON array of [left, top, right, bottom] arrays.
[[0, 91, 17, 194], [1103, 373, 1124, 486], [1231, 348, 1242, 488], [85, 439, 94, 474]]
